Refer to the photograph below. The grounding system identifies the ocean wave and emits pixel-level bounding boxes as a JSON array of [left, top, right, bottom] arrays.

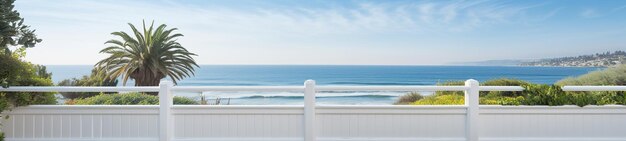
[[241, 94, 396, 99], [327, 82, 430, 85], [198, 91, 414, 99]]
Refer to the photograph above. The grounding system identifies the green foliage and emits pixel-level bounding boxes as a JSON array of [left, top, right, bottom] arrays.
[[96, 21, 198, 88], [555, 65, 626, 106], [431, 78, 530, 97], [0, 0, 42, 55], [404, 76, 626, 107], [67, 92, 197, 105], [57, 69, 118, 99], [519, 84, 569, 106], [481, 78, 529, 97], [0, 55, 56, 140], [394, 92, 424, 105], [557, 65, 626, 85], [434, 80, 465, 96], [413, 94, 464, 105], [481, 96, 524, 105], [0, 59, 57, 108], [1, 1, 46, 139], [174, 96, 199, 105], [0, 54, 20, 88]]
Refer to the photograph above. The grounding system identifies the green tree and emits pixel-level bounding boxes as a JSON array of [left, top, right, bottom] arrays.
[[57, 68, 118, 99], [0, 0, 41, 55], [1, 2, 54, 139], [96, 21, 198, 89]]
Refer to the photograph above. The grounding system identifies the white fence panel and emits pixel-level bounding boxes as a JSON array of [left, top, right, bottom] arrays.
[[1, 81, 625, 141], [479, 106, 626, 141], [3, 105, 626, 141], [316, 106, 467, 141], [2, 105, 159, 141], [171, 106, 304, 141]]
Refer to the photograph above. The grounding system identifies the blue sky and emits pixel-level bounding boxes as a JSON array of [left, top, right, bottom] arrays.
[[14, 0, 626, 65]]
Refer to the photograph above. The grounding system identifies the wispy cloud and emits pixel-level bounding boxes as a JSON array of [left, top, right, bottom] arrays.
[[613, 5, 626, 12], [17, 0, 620, 65], [18, 0, 548, 35], [580, 8, 600, 18]]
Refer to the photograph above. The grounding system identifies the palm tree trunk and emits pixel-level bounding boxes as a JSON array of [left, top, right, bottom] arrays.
[[132, 68, 165, 95]]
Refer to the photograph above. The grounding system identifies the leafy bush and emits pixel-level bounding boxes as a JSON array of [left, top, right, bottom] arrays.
[[402, 76, 626, 106], [57, 69, 118, 99], [434, 80, 465, 96], [394, 92, 424, 105], [432, 78, 530, 97], [174, 96, 199, 105], [413, 94, 464, 105], [482, 78, 529, 97], [0, 55, 56, 141], [0, 55, 20, 87], [519, 84, 570, 106], [557, 65, 626, 85], [1, 1, 46, 139], [0, 57, 57, 111], [66, 92, 197, 105], [555, 65, 626, 106]]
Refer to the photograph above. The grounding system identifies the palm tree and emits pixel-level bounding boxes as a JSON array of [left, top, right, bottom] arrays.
[[96, 21, 198, 88]]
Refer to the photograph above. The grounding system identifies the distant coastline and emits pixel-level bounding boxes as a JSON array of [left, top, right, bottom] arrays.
[[453, 51, 625, 67], [520, 51, 624, 67]]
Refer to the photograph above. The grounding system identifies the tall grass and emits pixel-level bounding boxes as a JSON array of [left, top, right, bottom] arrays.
[[397, 67, 626, 106], [66, 92, 198, 105], [557, 65, 626, 85]]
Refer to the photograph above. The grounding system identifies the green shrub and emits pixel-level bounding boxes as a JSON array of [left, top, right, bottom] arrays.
[[481, 96, 524, 105], [555, 65, 626, 106], [433, 80, 465, 96], [407, 78, 622, 106], [0, 57, 57, 110], [403, 78, 532, 105], [67, 92, 197, 105], [0, 55, 56, 141], [433, 78, 531, 97], [0, 55, 20, 88], [57, 69, 118, 99], [413, 94, 464, 105], [519, 84, 570, 106], [557, 65, 626, 85], [394, 92, 424, 105], [482, 78, 530, 97]]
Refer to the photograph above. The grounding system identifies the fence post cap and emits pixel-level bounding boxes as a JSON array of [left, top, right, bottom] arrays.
[[159, 80, 174, 86], [465, 79, 479, 85], [304, 80, 316, 85]]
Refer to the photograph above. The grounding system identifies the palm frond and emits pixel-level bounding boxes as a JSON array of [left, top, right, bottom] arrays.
[[96, 21, 198, 87]]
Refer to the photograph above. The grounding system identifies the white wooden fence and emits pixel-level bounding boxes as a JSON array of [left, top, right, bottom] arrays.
[[1, 79, 626, 141]]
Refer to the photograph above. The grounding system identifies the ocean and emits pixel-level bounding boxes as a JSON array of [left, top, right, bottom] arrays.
[[46, 65, 601, 105]]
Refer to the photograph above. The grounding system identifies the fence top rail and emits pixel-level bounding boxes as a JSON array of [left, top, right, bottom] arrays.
[[0, 86, 159, 92], [479, 86, 525, 91], [143, 86, 524, 92], [316, 86, 470, 91], [2, 85, 624, 93], [562, 86, 626, 91], [172, 86, 304, 92], [0, 85, 480, 92]]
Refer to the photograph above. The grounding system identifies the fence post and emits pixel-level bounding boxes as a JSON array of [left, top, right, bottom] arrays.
[[464, 79, 479, 141], [304, 80, 316, 141], [159, 81, 174, 141]]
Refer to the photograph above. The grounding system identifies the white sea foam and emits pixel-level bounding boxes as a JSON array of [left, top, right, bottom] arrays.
[[189, 91, 435, 99]]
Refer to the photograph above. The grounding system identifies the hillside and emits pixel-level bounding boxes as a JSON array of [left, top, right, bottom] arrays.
[[520, 51, 626, 67]]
